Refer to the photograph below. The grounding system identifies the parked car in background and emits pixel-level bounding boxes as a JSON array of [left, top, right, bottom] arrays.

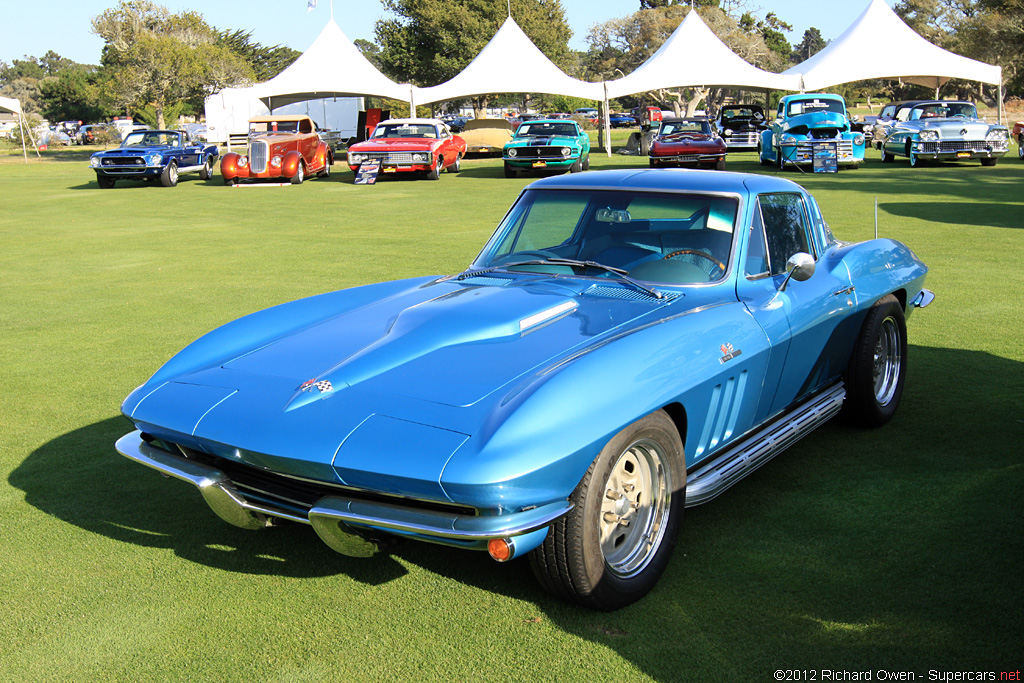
[[115, 168, 932, 611], [875, 100, 1009, 167], [78, 124, 102, 145], [502, 118, 590, 177], [869, 100, 916, 146], [346, 118, 466, 180], [221, 115, 333, 185], [649, 118, 727, 170], [759, 93, 866, 169], [440, 115, 469, 133], [609, 112, 635, 128], [715, 104, 768, 150], [458, 118, 513, 155], [89, 129, 219, 188], [55, 120, 83, 143], [574, 107, 599, 124], [1013, 121, 1024, 160]]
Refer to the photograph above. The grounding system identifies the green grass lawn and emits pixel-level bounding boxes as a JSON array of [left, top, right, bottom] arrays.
[[1, 145, 1021, 682]]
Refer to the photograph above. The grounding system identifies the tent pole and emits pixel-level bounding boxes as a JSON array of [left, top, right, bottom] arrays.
[[22, 113, 41, 159], [998, 78, 1003, 124], [18, 112, 28, 162], [409, 84, 415, 118], [603, 82, 612, 158]]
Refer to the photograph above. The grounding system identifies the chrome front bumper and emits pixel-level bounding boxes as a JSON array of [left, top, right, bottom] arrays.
[[115, 431, 571, 557]]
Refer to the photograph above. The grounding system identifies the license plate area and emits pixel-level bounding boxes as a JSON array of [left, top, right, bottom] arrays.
[[532, 161, 547, 168], [956, 151, 972, 158]]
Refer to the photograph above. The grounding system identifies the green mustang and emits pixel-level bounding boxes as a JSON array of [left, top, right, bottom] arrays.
[[503, 119, 591, 177]]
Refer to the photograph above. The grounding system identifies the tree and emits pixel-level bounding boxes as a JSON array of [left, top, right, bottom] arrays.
[[217, 29, 301, 82], [38, 67, 108, 123], [92, 1, 253, 128], [374, 0, 574, 116], [791, 27, 826, 63]]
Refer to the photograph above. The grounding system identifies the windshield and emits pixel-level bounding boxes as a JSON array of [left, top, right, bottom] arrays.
[[516, 122, 579, 138], [476, 189, 739, 285], [122, 131, 179, 147], [786, 98, 846, 117], [372, 123, 440, 139], [658, 120, 712, 136], [904, 102, 978, 121], [721, 107, 763, 120]]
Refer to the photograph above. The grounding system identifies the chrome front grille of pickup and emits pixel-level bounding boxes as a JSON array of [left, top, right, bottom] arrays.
[[249, 139, 269, 173]]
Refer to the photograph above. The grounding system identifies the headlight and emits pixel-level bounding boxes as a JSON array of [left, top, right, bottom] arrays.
[[853, 134, 865, 146], [919, 130, 939, 142], [781, 135, 797, 146], [348, 153, 363, 164], [986, 129, 1008, 141], [271, 155, 282, 167], [560, 147, 571, 156], [724, 129, 733, 137], [411, 152, 430, 162], [89, 157, 99, 167], [238, 156, 248, 167], [147, 154, 162, 166], [508, 148, 518, 157]]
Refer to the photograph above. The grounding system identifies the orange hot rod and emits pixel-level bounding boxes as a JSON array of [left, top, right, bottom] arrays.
[[221, 115, 333, 185]]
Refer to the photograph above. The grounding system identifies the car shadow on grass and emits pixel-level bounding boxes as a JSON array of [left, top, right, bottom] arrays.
[[8, 416, 408, 585]]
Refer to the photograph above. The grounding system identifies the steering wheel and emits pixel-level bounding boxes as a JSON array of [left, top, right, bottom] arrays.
[[663, 249, 727, 275]]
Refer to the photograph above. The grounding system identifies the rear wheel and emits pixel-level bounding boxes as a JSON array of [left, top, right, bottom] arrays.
[[160, 161, 178, 187], [199, 156, 212, 180], [841, 294, 907, 428], [447, 154, 461, 173], [1018, 135, 1023, 159], [529, 410, 685, 611]]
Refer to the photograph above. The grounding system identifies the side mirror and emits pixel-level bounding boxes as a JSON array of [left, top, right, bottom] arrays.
[[779, 252, 815, 291]]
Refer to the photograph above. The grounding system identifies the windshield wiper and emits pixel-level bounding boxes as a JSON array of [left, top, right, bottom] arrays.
[[453, 258, 664, 300]]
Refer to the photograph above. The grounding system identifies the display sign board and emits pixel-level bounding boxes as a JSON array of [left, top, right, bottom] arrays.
[[813, 142, 838, 173], [354, 160, 381, 184]]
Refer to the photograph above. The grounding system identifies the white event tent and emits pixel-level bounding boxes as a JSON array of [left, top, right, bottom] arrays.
[[785, 0, 1002, 101], [605, 11, 802, 100], [414, 17, 604, 106], [249, 18, 413, 113], [0, 95, 38, 162]]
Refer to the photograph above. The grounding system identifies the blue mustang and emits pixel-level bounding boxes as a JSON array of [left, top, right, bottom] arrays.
[[759, 93, 866, 169], [116, 169, 932, 610], [89, 129, 219, 188]]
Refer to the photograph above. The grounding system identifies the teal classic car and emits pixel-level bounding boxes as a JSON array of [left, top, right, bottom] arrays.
[[503, 119, 591, 178], [759, 93, 866, 169]]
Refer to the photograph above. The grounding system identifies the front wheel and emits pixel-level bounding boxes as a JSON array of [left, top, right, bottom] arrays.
[[776, 146, 786, 171], [503, 161, 517, 178], [291, 162, 305, 184], [97, 175, 115, 189], [160, 161, 178, 187], [980, 157, 997, 167], [581, 154, 590, 171], [529, 410, 685, 611], [841, 294, 907, 428], [881, 146, 894, 163], [427, 156, 443, 180], [570, 157, 582, 173], [1018, 135, 1023, 159], [714, 157, 726, 171]]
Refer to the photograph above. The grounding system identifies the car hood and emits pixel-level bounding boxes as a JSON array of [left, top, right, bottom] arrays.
[[901, 119, 995, 137], [506, 136, 580, 148], [92, 145, 174, 156], [349, 138, 440, 151], [783, 111, 849, 131]]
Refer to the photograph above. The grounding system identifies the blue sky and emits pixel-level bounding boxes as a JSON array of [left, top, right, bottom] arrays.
[[2, 0, 895, 66]]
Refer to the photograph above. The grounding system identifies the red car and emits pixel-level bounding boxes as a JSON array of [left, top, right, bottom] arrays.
[[649, 118, 728, 170], [1013, 121, 1024, 160], [346, 118, 466, 180], [221, 115, 333, 185]]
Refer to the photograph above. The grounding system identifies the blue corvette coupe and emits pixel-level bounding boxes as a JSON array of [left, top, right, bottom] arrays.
[[116, 170, 932, 610]]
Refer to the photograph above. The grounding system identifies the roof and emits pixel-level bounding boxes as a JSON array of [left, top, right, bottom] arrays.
[[781, 93, 845, 102], [249, 19, 410, 107], [605, 11, 801, 99], [527, 168, 801, 196], [377, 118, 446, 126], [785, 0, 1001, 89], [414, 17, 604, 105]]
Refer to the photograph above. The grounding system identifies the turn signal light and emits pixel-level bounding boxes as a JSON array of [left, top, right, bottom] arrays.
[[487, 538, 513, 562]]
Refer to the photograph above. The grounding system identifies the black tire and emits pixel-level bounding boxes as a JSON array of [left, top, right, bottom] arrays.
[[427, 156, 443, 180], [291, 162, 305, 184], [224, 177, 236, 186], [199, 156, 212, 180], [582, 154, 590, 171], [570, 157, 582, 173], [649, 158, 657, 168], [841, 294, 907, 428], [447, 153, 461, 173], [980, 157, 997, 167], [1018, 135, 1023, 159], [881, 145, 894, 163], [97, 175, 115, 189], [318, 158, 332, 178], [503, 162, 517, 178], [714, 157, 726, 171], [776, 146, 786, 171], [160, 161, 178, 187], [529, 410, 685, 611]]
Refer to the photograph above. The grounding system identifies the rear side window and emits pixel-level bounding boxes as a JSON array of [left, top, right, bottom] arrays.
[[757, 193, 814, 276]]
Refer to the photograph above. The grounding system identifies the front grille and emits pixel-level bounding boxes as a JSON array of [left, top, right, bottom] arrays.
[[510, 146, 566, 159], [248, 139, 269, 173], [726, 132, 758, 147], [938, 140, 988, 152], [795, 140, 855, 161], [356, 152, 421, 164], [102, 157, 145, 166]]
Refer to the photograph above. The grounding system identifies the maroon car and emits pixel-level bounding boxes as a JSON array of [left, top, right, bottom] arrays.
[[649, 118, 727, 170]]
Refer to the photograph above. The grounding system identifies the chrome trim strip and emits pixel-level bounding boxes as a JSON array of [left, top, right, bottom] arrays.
[[308, 497, 573, 541], [912, 289, 936, 308], [685, 383, 846, 507]]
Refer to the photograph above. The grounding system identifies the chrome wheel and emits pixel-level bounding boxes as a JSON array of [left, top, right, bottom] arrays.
[[600, 438, 672, 578], [873, 315, 902, 407]]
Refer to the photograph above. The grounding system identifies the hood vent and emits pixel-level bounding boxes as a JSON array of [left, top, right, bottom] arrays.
[[584, 285, 679, 302], [457, 275, 515, 287]]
